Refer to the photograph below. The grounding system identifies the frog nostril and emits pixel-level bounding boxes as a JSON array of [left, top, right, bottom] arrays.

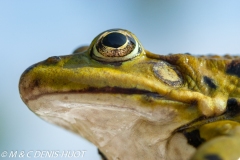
[[46, 56, 61, 63], [73, 46, 89, 54]]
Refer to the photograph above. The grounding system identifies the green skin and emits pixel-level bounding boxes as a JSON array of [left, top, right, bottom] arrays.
[[19, 29, 240, 160]]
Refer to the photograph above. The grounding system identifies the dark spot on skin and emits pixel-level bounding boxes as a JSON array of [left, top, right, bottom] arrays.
[[182, 129, 205, 148], [226, 59, 240, 77], [204, 154, 223, 160], [226, 98, 240, 117], [98, 149, 108, 160], [226, 98, 238, 111], [203, 76, 217, 89], [33, 79, 40, 88]]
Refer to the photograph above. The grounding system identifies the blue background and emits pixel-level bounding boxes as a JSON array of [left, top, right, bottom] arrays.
[[1, 1, 240, 159]]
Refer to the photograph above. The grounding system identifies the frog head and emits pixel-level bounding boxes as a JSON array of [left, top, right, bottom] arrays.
[[19, 29, 240, 159]]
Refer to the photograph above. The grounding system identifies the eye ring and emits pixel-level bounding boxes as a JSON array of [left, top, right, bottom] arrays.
[[90, 29, 144, 62]]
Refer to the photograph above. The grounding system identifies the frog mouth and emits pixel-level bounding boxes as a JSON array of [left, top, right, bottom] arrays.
[[79, 86, 164, 98], [20, 85, 167, 104]]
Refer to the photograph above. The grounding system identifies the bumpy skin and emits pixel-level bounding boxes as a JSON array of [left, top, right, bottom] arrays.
[[19, 29, 240, 160]]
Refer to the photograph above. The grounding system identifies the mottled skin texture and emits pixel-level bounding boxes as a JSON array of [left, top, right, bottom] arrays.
[[19, 29, 240, 160]]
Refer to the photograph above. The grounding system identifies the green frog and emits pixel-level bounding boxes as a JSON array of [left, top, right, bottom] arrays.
[[19, 29, 240, 160]]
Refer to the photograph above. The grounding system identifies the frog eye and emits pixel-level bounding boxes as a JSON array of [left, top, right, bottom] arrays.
[[90, 29, 143, 62]]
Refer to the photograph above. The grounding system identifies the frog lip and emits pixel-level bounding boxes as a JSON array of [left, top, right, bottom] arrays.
[[20, 86, 164, 104], [81, 87, 162, 97]]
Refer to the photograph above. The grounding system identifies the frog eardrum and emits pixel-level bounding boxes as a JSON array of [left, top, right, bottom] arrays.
[[90, 29, 143, 62]]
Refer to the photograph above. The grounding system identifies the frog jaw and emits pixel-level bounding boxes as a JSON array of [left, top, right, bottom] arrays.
[[27, 92, 196, 160], [19, 52, 227, 118], [18, 55, 200, 159]]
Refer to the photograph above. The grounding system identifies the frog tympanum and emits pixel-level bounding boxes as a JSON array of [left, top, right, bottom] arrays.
[[19, 29, 240, 160]]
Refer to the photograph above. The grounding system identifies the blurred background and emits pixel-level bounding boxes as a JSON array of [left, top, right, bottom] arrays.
[[1, 0, 240, 159]]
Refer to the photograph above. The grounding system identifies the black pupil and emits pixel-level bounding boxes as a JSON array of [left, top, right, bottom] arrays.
[[102, 32, 127, 48]]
